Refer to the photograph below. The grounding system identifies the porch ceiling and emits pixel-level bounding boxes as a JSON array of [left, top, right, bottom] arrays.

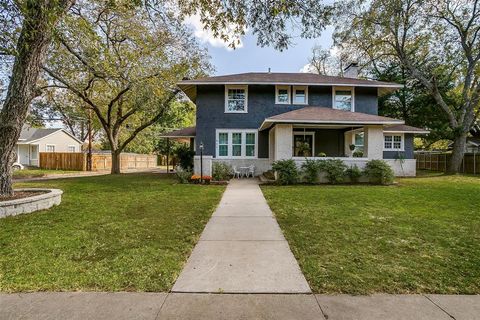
[[259, 107, 404, 130]]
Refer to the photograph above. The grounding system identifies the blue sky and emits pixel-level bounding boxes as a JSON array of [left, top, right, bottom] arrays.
[[185, 16, 335, 76]]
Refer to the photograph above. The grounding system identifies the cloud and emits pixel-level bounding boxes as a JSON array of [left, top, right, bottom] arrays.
[[299, 63, 317, 73], [184, 14, 244, 51]]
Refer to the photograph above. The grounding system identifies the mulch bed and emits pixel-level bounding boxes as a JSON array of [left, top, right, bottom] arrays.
[[0, 191, 47, 202]]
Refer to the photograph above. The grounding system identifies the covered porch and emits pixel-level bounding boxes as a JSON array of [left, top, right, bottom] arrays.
[[260, 107, 417, 176]]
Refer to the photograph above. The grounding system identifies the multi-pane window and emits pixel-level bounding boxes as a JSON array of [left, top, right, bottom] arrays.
[[334, 88, 353, 111], [216, 130, 257, 158], [225, 86, 247, 112], [384, 134, 403, 150], [293, 86, 308, 104], [46, 145, 55, 152], [68, 146, 76, 152], [275, 85, 291, 104], [354, 132, 364, 152], [218, 133, 228, 156], [245, 133, 256, 157], [232, 133, 242, 156]]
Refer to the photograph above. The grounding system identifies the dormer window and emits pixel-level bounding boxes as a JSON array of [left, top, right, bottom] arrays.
[[333, 87, 354, 111], [225, 85, 248, 113], [275, 85, 291, 104], [293, 86, 308, 104]]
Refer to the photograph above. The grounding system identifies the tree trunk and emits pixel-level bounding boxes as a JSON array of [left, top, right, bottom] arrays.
[[448, 133, 467, 174], [0, 0, 75, 197], [111, 150, 121, 174]]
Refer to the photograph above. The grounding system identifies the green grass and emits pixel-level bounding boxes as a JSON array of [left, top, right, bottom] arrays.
[[13, 169, 79, 179], [261, 175, 480, 294], [0, 173, 224, 292]]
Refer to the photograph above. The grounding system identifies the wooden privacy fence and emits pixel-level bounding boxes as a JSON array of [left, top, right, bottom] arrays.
[[415, 152, 480, 174], [39, 152, 158, 171]]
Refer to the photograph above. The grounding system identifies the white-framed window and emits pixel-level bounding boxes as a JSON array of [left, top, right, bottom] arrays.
[[293, 86, 308, 104], [68, 145, 76, 152], [215, 129, 258, 158], [225, 85, 248, 113], [46, 144, 56, 152], [384, 134, 404, 151], [275, 85, 291, 104], [354, 132, 364, 152], [30, 145, 38, 160], [333, 87, 354, 111], [293, 132, 315, 157]]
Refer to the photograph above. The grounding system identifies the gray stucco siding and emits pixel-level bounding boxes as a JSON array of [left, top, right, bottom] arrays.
[[383, 133, 414, 159], [195, 84, 379, 157]]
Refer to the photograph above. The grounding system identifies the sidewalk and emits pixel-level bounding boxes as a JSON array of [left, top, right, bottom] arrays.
[[1, 292, 479, 320], [171, 178, 310, 293]]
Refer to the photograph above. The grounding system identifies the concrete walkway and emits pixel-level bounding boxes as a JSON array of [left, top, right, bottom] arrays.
[[2, 292, 479, 320], [172, 178, 310, 293]]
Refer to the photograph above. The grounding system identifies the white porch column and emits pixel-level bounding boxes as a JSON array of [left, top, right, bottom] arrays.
[[344, 131, 353, 157], [274, 124, 293, 160], [364, 125, 384, 159], [269, 126, 276, 160]]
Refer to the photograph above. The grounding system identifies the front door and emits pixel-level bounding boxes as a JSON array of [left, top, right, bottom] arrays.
[[293, 133, 314, 157]]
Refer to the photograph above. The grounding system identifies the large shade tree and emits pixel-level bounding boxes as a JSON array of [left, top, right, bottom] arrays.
[[43, 0, 211, 173], [334, 0, 480, 173], [0, 0, 75, 196]]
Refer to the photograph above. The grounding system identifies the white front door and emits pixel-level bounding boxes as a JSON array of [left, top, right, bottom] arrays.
[[18, 145, 30, 165]]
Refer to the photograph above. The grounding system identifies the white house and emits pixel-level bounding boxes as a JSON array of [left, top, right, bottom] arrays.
[[16, 126, 84, 167]]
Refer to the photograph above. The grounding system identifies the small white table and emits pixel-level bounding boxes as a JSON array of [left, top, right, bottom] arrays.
[[239, 166, 250, 178]]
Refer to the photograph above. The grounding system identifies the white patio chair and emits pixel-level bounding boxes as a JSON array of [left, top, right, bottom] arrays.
[[233, 166, 242, 179], [247, 165, 255, 178]]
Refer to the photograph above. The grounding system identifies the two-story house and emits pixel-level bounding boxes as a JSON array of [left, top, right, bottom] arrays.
[[166, 65, 428, 177]]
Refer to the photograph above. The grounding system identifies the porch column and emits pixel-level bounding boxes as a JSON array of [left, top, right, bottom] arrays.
[[364, 125, 383, 159], [274, 124, 293, 161]]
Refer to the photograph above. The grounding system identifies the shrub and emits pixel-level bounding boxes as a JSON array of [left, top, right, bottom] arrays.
[[176, 168, 192, 184], [320, 159, 347, 184], [175, 144, 195, 170], [353, 150, 364, 158], [301, 159, 321, 184], [364, 160, 394, 185], [272, 159, 299, 185], [212, 162, 233, 181], [346, 165, 362, 183], [317, 152, 327, 157]]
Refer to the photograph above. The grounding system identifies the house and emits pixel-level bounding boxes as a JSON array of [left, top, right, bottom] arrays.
[[16, 126, 84, 167], [448, 137, 480, 153], [168, 65, 429, 176]]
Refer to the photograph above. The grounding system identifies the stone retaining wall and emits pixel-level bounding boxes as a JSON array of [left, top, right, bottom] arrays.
[[0, 189, 63, 218]]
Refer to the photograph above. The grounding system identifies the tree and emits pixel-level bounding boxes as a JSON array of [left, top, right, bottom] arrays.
[[0, 0, 75, 196], [43, 0, 210, 173], [306, 45, 345, 76], [335, 0, 480, 173], [174, 0, 332, 50]]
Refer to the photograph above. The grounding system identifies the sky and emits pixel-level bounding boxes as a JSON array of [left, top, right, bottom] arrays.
[[185, 16, 336, 75]]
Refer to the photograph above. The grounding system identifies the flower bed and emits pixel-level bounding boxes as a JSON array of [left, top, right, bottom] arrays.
[[0, 188, 63, 218]]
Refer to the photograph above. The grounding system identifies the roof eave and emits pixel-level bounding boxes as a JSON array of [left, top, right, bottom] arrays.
[[259, 119, 404, 131]]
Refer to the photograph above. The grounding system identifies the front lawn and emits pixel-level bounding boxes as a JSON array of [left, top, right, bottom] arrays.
[[0, 173, 224, 292], [261, 175, 480, 294]]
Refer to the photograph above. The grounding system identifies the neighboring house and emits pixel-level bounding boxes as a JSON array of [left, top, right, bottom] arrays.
[[168, 65, 429, 176], [16, 126, 84, 167], [448, 137, 480, 153]]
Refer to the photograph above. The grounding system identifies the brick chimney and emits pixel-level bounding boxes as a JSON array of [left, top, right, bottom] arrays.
[[344, 62, 358, 78]]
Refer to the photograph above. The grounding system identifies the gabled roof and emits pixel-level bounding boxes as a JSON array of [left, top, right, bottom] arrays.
[[384, 124, 430, 134], [178, 72, 403, 101], [18, 126, 83, 144], [161, 126, 196, 138], [260, 107, 404, 130]]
